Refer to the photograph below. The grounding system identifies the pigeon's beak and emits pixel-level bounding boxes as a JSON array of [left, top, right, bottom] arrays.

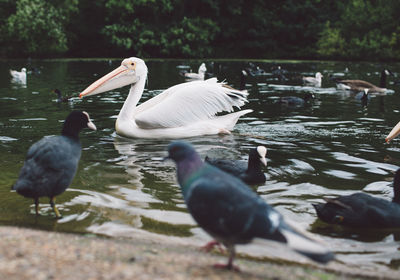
[[386, 121, 400, 143]]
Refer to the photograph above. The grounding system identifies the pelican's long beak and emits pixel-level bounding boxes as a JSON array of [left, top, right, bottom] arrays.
[[79, 65, 130, 98], [386, 121, 400, 143]]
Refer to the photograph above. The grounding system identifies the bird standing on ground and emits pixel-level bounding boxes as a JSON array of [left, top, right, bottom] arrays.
[[12, 111, 96, 218], [80, 57, 251, 139], [313, 168, 400, 228], [166, 141, 334, 270], [205, 146, 267, 185]]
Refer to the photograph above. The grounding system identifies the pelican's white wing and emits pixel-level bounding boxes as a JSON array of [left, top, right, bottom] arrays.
[[135, 78, 249, 129]]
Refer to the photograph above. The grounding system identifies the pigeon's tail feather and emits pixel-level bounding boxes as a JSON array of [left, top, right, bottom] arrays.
[[279, 227, 334, 264]]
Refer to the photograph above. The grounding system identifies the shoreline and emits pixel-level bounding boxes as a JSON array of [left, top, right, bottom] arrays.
[[0, 226, 397, 280]]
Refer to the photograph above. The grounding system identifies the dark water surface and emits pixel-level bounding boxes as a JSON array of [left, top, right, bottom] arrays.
[[1, 59, 400, 273]]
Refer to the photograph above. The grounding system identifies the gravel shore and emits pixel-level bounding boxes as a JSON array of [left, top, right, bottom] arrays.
[[0, 226, 396, 280]]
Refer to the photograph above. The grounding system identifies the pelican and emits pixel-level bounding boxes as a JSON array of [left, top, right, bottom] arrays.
[[336, 69, 393, 94], [386, 121, 400, 143], [184, 63, 207, 80], [10, 68, 27, 84], [303, 72, 323, 87], [79, 57, 252, 139]]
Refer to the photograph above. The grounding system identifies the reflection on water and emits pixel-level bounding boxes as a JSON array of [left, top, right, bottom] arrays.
[[1, 59, 400, 273]]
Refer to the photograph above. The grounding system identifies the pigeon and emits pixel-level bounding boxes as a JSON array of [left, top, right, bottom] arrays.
[[313, 168, 400, 228], [205, 146, 267, 185], [12, 111, 96, 218], [166, 141, 334, 270]]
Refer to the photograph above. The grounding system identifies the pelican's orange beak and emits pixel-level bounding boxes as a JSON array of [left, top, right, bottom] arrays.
[[386, 121, 400, 143], [79, 65, 129, 98]]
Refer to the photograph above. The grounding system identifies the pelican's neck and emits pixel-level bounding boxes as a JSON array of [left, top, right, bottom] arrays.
[[118, 76, 146, 121]]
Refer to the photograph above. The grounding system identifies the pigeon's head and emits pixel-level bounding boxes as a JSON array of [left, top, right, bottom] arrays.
[[166, 141, 197, 163]]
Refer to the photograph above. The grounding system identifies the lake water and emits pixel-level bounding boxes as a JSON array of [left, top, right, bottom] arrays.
[[1, 58, 400, 275]]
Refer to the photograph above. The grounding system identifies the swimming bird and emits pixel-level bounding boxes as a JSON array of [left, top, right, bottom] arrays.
[[205, 146, 267, 185], [183, 63, 207, 80], [336, 69, 393, 94], [277, 93, 315, 107], [386, 121, 400, 143], [313, 168, 400, 228], [10, 68, 27, 84], [303, 72, 323, 87], [354, 88, 370, 107], [166, 141, 334, 270], [79, 57, 251, 139], [53, 89, 73, 103], [11, 111, 96, 218]]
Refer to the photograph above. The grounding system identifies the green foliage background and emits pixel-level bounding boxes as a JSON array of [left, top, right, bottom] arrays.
[[1, 0, 399, 60]]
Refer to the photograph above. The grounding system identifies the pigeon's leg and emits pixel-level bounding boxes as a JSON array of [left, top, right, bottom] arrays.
[[34, 198, 39, 215], [50, 197, 62, 219], [200, 240, 225, 253], [213, 245, 240, 271]]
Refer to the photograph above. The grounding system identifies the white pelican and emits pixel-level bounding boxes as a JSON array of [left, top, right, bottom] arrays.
[[184, 62, 207, 80], [79, 57, 252, 139], [10, 68, 27, 84], [303, 72, 322, 87], [386, 121, 400, 143]]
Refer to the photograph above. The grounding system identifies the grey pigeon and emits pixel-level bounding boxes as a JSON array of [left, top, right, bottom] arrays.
[[12, 111, 96, 218], [166, 141, 334, 270]]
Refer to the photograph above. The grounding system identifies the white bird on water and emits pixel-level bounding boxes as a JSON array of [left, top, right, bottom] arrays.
[[184, 62, 207, 80], [303, 72, 323, 87], [79, 57, 252, 139], [10, 68, 27, 84]]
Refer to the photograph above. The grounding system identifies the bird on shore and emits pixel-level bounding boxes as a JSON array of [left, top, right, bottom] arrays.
[[386, 121, 400, 143], [303, 72, 323, 87], [10, 68, 27, 84], [11, 111, 96, 218], [313, 168, 400, 228], [80, 57, 251, 139], [336, 69, 393, 94], [183, 63, 207, 80], [53, 89, 73, 103], [205, 146, 267, 185], [166, 141, 334, 270]]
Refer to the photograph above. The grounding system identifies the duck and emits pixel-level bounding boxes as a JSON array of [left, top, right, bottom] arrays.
[[183, 63, 207, 80], [10, 68, 27, 84], [303, 72, 323, 87], [79, 57, 252, 139], [336, 69, 393, 94], [205, 146, 267, 185], [354, 88, 370, 106], [277, 93, 315, 107], [11, 111, 96, 218], [53, 89, 73, 103], [312, 168, 400, 228], [386, 121, 400, 143]]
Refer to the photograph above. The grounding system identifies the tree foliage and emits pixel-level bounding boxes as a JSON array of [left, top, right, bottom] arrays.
[[1, 0, 399, 60]]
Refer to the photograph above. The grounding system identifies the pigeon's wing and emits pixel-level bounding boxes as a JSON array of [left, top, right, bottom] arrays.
[[186, 166, 281, 242]]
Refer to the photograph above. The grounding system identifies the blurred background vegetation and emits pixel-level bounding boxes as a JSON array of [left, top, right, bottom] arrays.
[[1, 0, 400, 60]]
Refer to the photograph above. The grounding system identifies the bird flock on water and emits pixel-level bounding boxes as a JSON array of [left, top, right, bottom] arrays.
[[9, 57, 400, 272]]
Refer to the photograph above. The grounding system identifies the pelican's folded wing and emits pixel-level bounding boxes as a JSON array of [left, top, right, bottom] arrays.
[[135, 78, 249, 129]]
